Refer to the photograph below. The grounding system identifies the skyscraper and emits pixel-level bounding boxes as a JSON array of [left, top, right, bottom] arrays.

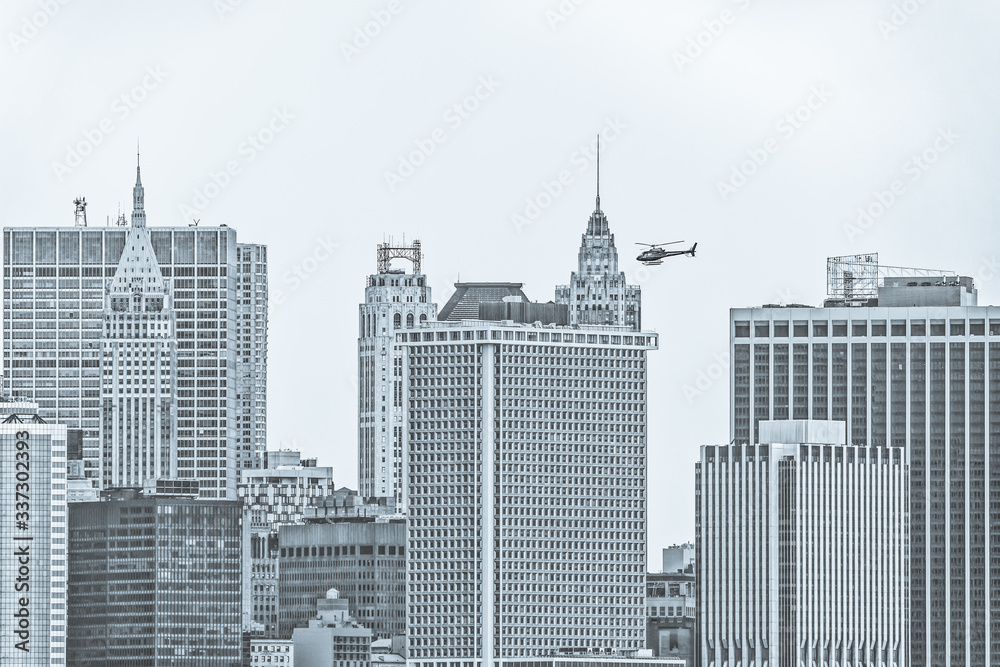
[[697, 420, 907, 667], [398, 319, 657, 662], [100, 160, 177, 489], [357, 239, 436, 502], [730, 254, 992, 666], [236, 243, 268, 470], [0, 399, 68, 663], [3, 157, 267, 500], [555, 154, 640, 330]]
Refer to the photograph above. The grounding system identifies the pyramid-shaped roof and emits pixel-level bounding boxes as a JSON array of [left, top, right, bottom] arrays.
[[109, 225, 165, 295]]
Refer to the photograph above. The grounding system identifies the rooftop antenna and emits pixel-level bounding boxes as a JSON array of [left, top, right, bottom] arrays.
[[73, 197, 87, 227], [596, 133, 600, 210]]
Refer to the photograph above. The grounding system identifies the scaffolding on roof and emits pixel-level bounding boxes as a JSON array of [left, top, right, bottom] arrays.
[[827, 253, 956, 301]]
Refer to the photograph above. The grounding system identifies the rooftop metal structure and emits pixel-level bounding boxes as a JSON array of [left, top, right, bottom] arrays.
[[377, 237, 421, 274], [73, 196, 87, 227], [826, 253, 957, 301]]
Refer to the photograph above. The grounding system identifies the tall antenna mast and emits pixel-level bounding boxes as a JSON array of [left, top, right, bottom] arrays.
[[595, 134, 601, 211], [73, 197, 88, 227]]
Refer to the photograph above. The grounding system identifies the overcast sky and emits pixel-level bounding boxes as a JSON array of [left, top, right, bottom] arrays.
[[3, 0, 999, 568]]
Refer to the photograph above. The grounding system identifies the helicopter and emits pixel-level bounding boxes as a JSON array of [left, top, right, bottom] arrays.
[[635, 241, 698, 265]]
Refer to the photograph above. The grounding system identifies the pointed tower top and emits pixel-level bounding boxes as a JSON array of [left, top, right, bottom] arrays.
[[108, 218, 165, 299], [132, 148, 146, 228]]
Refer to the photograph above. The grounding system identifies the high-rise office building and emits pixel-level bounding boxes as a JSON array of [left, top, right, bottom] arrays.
[[100, 163, 177, 489], [67, 488, 242, 665], [697, 420, 907, 667], [397, 319, 657, 663], [554, 170, 640, 330], [3, 158, 266, 500], [730, 254, 990, 666], [357, 239, 436, 502], [236, 243, 268, 470], [0, 399, 68, 663]]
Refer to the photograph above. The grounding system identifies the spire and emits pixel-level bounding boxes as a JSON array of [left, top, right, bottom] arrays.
[[584, 135, 610, 237], [132, 143, 146, 228], [596, 134, 601, 211]]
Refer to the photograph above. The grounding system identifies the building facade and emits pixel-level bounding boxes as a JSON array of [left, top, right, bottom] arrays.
[[399, 320, 657, 664], [0, 400, 68, 664], [278, 518, 405, 640], [697, 420, 907, 667], [239, 450, 334, 637], [730, 263, 996, 666], [647, 545, 696, 665], [67, 490, 243, 665], [554, 187, 640, 330], [100, 164, 178, 489], [3, 160, 266, 500], [247, 639, 292, 667], [358, 240, 436, 502], [235, 243, 268, 471]]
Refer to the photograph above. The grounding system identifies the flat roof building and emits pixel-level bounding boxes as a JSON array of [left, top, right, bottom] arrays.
[[731, 254, 994, 665], [278, 516, 405, 640], [67, 491, 242, 665], [0, 400, 68, 663], [698, 420, 906, 667], [398, 319, 658, 663]]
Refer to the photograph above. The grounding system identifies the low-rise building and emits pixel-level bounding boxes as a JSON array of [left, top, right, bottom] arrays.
[[293, 589, 372, 667], [248, 638, 293, 666], [647, 545, 695, 665]]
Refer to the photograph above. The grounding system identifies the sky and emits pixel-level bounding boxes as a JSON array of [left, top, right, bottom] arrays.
[[2, 0, 999, 569]]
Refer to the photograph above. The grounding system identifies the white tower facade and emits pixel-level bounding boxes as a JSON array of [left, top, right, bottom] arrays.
[[399, 320, 658, 664], [358, 240, 436, 502], [100, 161, 177, 489], [697, 420, 908, 667]]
